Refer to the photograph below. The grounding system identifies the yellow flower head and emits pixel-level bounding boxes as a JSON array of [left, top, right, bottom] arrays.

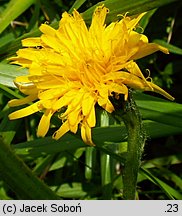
[[8, 6, 174, 145]]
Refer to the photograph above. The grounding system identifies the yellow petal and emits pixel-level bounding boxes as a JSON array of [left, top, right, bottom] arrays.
[[14, 81, 38, 95], [8, 94, 37, 107], [15, 75, 32, 83], [39, 24, 56, 36], [8, 102, 41, 120], [9, 57, 32, 68], [131, 43, 169, 60], [38, 88, 64, 100], [69, 124, 78, 134], [22, 38, 42, 47], [81, 123, 95, 146], [37, 110, 53, 137], [120, 71, 152, 90], [98, 84, 109, 98], [98, 96, 115, 113], [8, 5, 173, 147], [41, 100, 53, 109], [123, 13, 146, 30], [52, 121, 70, 140], [104, 99, 115, 113], [108, 82, 128, 100], [125, 61, 151, 89], [147, 82, 174, 101], [68, 108, 81, 126], [41, 35, 62, 53], [82, 94, 95, 116], [16, 48, 39, 61], [90, 5, 108, 28], [53, 91, 75, 110], [120, 72, 174, 100], [86, 105, 96, 127], [128, 31, 148, 48], [36, 77, 65, 89]]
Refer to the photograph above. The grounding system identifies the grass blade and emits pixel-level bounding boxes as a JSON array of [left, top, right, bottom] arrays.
[[0, 0, 35, 34], [82, 0, 180, 24], [0, 137, 59, 199], [69, 0, 87, 13], [140, 168, 182, 199], [154, 39, 182, 55]]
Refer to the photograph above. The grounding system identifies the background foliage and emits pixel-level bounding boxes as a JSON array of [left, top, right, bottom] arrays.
[[0, 0, 182, 200]]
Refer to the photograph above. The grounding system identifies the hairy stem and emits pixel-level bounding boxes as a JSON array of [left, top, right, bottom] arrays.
[[121, 91, 145, 199]]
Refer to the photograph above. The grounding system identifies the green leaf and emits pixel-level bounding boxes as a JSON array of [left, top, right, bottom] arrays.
[[13, 119, 182, 158], [154, 39, 182, 55], [0, 109, 22, 145], [134, 93, 182, 128], [85, 147, 96, 180], [51, 182, 100, 198], [0, 137, 59, 199], [139, 9, 157, 30], [0, 0, 35, 34], [27, 0, 41, 32], [142, 154, 182, 169], [69, 0, 87, 13], [0, 22, 58, 61], [155, 168, 182, 191], [82, 0, 180, 24], [0, 84, 22, 102], [0, 181, 11, 200], [0, 63, 28, 88], [140, 168, 182, 199]]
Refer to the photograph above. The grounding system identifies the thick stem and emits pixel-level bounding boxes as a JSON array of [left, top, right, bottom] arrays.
[[121, 91, 146, 199]]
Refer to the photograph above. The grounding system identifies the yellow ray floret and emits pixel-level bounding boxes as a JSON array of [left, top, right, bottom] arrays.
[[8, 5, 174, 145]]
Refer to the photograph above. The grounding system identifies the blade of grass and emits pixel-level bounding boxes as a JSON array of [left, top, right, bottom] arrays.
[[154, 39, 182, 55], [13, 120, 182, 158], [140, 168, 182, 199], [69, 0, 87, 13], [82, 0, 180, 24], [85, 147, 95, 180], [0, 109, 22, 145], [0, 63, 28, 87], [0, 0, 35, 34], [138, 9, 157, 31], [155, 168, 182, 191], [50, 182, 100, 199], [100, 111, 111, 186], [27, 0, 41, 32], [0, 137, 59, 199], [0, 83, 22, 99], [134, 93, 182, 128], [0, 21, 59, 61], [142, 154, 182, 168]]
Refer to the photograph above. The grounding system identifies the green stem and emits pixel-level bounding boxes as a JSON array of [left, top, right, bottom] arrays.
[[121, 91, 146, 200], [0, 137, 59, 200]]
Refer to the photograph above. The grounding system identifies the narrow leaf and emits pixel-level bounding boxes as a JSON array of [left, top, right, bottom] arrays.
[[69, 0, 87, 13], [0, 137, 59, 199], [154, 39, 182, 55], [0, 0, 35, 34], [140, 168, 182, 200], [13, 120, 182, 158], [0, 63, 28, 87], [82, 0, 180, 24]]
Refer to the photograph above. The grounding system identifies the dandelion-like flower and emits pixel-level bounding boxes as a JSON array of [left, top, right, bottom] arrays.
[[8, 6, 174, 145]]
